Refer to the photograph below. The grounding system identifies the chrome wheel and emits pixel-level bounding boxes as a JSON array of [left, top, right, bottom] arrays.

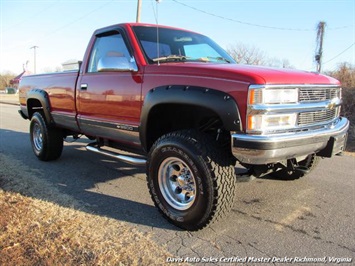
[[158, 157, 196, 210], [30, 112, 63, 161], [147, 130, 237, 230], [32, 123, 43, 152]]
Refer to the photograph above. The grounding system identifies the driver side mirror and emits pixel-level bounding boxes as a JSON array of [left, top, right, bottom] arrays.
[[97, 56, 138, 72]]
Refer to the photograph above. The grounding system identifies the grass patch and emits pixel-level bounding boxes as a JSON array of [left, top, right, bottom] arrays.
[[0, 153, 174, 265]]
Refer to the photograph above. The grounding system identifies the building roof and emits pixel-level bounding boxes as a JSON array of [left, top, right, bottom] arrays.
[[10, 71, 29, 84]]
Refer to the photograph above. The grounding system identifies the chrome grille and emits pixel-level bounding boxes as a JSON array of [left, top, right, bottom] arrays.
[[298, 108, 338, 126], [299, 87, 340, 102]]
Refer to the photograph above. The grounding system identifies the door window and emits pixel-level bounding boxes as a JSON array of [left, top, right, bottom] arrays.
[[87, 32, 132, 73]]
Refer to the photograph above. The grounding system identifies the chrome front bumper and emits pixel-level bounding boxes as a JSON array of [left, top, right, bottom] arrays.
[[232, 117, 349, 165]]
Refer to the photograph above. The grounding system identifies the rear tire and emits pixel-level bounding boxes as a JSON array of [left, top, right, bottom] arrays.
[[30, 112, 63, 161], [146, 130, 236, 230], [271, 154, 320, 180]]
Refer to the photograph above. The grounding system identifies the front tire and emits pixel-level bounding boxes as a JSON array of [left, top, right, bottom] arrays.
[[146, 130, 236, 231], [30, 112, 63, 161]]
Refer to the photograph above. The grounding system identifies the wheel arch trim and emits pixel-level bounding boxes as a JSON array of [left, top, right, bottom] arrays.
[[140, 85, 242, 152], [26, 89, 53, 124]]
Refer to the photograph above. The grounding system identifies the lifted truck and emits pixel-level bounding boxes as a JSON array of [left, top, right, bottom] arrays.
[[19, 23, 349, 230]]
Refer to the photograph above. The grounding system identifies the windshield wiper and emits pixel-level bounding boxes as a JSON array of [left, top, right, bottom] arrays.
[[152, 55, 189, 63], [152, 55, 231, 64], [207, 56, 231, 63]]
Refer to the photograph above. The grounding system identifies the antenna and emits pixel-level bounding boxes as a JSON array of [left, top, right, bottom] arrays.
[[155, 0, 161, 65], [136, 0, 142, 23]]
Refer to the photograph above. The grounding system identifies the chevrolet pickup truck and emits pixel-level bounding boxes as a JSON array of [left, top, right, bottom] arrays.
[[19, 23, 349, 230]]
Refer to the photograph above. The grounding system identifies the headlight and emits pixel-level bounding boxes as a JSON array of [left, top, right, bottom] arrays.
[[247, 85, 299, 134], [249, 87, 299, 104], [247, 113, 297, 133]]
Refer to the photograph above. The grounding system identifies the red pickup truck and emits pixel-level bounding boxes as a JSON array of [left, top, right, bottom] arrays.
[[19, 23, 349, 230]]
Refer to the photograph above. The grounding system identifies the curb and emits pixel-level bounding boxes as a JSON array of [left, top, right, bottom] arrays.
[[0, 101, 19, 106]]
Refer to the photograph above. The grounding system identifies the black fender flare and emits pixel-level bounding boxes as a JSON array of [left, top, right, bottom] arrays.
[[26, 89, 53, 124], [139, 85, 242, 151]]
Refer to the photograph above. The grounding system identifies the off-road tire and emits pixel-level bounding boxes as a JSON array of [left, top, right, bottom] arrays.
[[146, 130, 236, 231], [30, 112, 63, 161], [271, 154, 320, 180]]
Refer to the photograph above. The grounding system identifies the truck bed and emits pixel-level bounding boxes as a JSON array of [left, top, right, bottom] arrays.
[[19, 70, 80, 131]]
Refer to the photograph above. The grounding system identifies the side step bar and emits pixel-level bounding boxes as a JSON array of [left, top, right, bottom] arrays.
[[86, 143, 146, 166]]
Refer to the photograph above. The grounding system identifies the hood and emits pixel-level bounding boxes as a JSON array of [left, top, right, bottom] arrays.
[[146, 62, 340, 85]]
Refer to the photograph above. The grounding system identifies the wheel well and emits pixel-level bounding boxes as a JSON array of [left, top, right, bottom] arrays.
[[27, 98, 43, 119], [145, 104, 229, 151]]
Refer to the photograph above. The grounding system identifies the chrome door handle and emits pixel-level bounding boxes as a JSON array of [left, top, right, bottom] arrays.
[[80, 83, 88, 90]]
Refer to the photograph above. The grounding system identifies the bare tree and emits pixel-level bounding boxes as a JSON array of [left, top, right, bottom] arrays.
[[226, 43, 267, 65], [326, 62, 355, 135], [226, 43, 294, 68], [326, 62, 355, 89], [0, 71, 16, 91], [267, 57, 294, 69]]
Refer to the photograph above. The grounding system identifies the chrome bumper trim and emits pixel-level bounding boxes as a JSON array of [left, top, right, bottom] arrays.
[[232, 117, 349, 165]]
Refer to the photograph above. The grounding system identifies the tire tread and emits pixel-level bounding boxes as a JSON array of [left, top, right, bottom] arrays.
[[146, 129, 236, 230], [30, 112, 63, 161]]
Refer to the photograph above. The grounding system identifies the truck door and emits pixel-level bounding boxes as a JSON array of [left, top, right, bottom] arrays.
[[77, 29, 142, 150]]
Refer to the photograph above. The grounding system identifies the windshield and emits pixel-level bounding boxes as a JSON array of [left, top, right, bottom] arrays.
[[132, 26, 235, 64]]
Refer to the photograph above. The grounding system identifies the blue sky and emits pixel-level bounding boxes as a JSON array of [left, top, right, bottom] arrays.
[[0, 0, 354, 74]]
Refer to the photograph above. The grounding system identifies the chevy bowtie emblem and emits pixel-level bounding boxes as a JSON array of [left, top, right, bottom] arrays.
[[327, 102, 336, 110], [327, 98, 340, 110]]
